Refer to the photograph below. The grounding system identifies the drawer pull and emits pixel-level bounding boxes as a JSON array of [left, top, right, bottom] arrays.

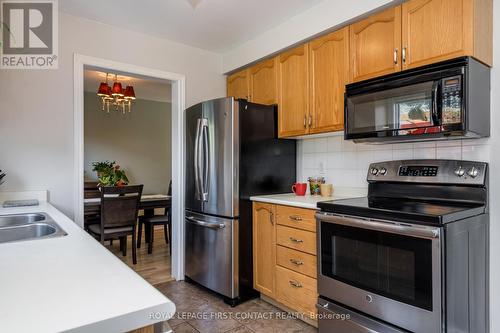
[[289, 259, 304, 265], [289, 280, 303, 288], [289, 237, 303, 243], [289, 215, 303, 222]]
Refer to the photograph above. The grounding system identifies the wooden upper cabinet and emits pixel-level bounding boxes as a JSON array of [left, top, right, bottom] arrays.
[[253, 203, 276, 298], [277, 44, 309, 137], [309, 27, 349, 134], [402, 0, 492, 69], [227, 69, 249, 100], [350, 6, 402, 82], [248, 58, 278, 105]]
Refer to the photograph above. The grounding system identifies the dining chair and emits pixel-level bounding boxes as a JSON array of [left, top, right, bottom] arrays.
[[87, 185, 143, 264], [137, 181, 172, 254]]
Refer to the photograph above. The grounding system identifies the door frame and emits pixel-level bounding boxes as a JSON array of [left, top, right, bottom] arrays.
[[73, 54, 186, 280]]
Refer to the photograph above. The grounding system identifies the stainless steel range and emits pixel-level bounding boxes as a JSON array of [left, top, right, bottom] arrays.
[[316, 160, 489, 333]]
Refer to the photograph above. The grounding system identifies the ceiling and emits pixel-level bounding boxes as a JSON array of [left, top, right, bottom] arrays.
[[84, 69, 172, 103], [59, 0, 324, 52]]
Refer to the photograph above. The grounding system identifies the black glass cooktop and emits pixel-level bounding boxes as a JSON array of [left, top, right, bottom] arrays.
[[317, 197, 486, 225]]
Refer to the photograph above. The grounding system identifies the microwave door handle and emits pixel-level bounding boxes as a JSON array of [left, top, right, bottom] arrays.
[[431, 81, 442, 126]]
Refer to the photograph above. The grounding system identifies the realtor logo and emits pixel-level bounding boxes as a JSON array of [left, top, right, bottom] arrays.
[[1, 0, 58, 69]]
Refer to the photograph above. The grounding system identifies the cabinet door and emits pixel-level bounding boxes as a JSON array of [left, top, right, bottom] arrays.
[[249, 58, 278, 105], [253, 202, 276, 297], [350, 6, 402, 82], [277, 44, 309, 137], [309, 28, 349, 134], [227, 69, 249, 100], [401, 0, 473, 70]]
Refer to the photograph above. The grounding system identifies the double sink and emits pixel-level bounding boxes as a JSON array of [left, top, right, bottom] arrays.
[[0, 213, 67, 244]]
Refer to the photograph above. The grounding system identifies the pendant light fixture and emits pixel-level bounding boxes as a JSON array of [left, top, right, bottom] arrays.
[[97, 73, 136, 114]]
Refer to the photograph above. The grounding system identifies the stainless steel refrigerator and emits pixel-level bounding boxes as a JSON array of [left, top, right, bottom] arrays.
[[185, 97, 296, 305]]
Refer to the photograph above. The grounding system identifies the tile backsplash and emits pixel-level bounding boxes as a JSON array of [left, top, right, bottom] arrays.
[[297, 134, 491, 188]]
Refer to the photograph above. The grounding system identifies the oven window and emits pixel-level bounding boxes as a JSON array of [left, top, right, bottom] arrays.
[[321, 222, 433, 311]]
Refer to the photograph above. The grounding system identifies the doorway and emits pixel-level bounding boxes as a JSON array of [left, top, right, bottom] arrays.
[[74, 54, 185, 281]]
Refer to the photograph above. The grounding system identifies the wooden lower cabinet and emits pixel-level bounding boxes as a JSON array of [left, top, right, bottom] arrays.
[[253, 202, 318, 320], [276, 225, 316, 255], [253, 202, 276, 297], [276, 205, 316, 232], [276, 265, 318, 316], [276, 245, 317, 278]]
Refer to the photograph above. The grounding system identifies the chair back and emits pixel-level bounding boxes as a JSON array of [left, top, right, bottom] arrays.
[[100, 185, 143, 229], [168, 180, 172, 196]]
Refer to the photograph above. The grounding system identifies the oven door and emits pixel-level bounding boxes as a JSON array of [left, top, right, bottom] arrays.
[[317, 212, 442, 333]]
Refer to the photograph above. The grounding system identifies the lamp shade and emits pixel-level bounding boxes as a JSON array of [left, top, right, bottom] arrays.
[[112, 82, 123, 96], [97, 82, 109, 96], [124, 86, 136, 100]]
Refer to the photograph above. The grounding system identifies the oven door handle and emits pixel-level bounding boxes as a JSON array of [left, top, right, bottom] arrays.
[[316, 212, 440, 239]]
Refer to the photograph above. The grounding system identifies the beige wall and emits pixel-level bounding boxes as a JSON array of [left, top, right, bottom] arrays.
[[84, 92, 171, 194], [0, 12, 225, 217]]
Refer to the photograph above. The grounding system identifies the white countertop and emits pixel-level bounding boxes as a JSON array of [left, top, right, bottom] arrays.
[[0, 201, 175, 333], [250, 187, 367, 209]]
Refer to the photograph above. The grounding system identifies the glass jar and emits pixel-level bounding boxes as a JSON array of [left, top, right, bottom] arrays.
[[308, 176, 325, 196]]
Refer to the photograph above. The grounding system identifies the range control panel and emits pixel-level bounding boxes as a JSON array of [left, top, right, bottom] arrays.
[[368, 160, 487, 185]]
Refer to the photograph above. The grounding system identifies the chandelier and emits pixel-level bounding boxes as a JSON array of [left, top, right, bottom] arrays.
[[97, 73, 136, 114]]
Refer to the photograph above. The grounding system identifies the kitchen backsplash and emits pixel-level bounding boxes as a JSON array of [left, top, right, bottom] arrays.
[[297, 134, 490, 188]]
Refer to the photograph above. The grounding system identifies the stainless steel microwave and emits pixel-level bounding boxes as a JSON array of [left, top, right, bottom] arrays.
[[344, 57, 490, 143]]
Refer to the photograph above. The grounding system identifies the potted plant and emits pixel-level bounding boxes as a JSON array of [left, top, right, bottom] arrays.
[[92, 161, 129, 187], [92, 160, 115, 179]]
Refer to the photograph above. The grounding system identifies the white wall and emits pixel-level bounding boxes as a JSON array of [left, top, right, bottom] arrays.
[[0, 12, 225, 217], [222, 0, 393, 72], [84, 93, 172, 194]]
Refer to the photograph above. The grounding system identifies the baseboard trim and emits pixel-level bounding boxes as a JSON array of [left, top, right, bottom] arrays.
[[260, 294, 318, 328]]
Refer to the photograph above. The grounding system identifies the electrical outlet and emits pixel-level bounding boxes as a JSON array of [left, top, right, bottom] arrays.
[[318, 161, 325, 174]]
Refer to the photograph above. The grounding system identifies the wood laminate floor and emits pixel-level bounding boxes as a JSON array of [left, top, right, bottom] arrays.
[[106, 226, 174, 285]]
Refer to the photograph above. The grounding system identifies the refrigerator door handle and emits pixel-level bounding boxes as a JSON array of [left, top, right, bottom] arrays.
[[194, 119, 203, 200], [186, 216, 225, 229], [201, 119, 210, 202]]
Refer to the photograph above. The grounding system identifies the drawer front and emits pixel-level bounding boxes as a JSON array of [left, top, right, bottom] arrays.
[[276, 205, 316, 232], [276, 266, 317, 315], [277, 245, 317, 278], [277, 225, 317, 255]]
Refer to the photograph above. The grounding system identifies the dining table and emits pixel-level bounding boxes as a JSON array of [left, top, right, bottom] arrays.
[[84, 194, 172, 244], [84, 194, 171, 215]]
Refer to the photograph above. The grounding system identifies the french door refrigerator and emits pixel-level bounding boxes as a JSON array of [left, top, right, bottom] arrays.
[[185, 97, 296, 305]]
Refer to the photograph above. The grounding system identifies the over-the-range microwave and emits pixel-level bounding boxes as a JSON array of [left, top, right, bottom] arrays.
[[344, 57, 490, 143]]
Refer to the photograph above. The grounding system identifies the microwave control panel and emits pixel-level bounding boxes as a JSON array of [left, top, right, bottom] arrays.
[[441, 76, 462, 124]]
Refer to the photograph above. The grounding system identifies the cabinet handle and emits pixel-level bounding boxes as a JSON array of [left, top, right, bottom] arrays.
[[256, 207, 274, 225], [393, 48, 398, 65], [289, 237, 304, 243], [303, 115, 307, 128], [290, 259, 304, 266], [289, 280, 303, 288], [308, 115, 312, 127], [402, 47, 407, 64], [289, 215, 303, 222]]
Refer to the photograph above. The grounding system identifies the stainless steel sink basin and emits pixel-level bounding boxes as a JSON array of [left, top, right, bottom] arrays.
[[0, 212, 67, 244], [0, 213, 46, 227]]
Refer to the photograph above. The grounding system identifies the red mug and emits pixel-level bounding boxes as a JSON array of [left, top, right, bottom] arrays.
[[292, 183, 307, 196]]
